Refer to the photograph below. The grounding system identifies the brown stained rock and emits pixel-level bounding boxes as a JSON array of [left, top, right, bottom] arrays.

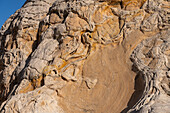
[[15, 79, 34, 94], [85, 77, 98, 89], [50, 13, 63, 24], [1, 86, 64, 113], [57, 44, 136, 113], [122, 0, 147, 10], [65, 12, 90, 32], [92, 16, 120, 44], [0, 0, 170, 113], [44, 76, 66, 90]]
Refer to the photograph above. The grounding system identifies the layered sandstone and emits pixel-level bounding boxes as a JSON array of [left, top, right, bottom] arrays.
[[0, 0, 169, 113]]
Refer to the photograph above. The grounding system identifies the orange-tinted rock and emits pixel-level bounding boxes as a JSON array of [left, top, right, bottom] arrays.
[[0, 0, 169, 113]]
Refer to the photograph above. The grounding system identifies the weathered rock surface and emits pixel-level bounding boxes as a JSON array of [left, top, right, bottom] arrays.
[[0, 0, 169, 113]]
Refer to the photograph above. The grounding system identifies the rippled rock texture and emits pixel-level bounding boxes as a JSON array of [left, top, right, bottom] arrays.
[[0, 0, 169, 113]]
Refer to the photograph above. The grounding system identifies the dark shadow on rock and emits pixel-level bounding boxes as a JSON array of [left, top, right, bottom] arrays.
[[121, 64, 145, 113]]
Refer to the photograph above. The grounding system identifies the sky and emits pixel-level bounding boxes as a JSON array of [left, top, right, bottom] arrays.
[[0, 0, 26, 29]]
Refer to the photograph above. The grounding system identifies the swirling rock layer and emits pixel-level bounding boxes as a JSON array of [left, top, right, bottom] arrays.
[[0, 0, 169, 113]]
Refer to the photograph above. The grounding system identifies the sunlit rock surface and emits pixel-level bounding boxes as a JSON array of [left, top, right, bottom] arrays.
[[0, 0, 169, 113]]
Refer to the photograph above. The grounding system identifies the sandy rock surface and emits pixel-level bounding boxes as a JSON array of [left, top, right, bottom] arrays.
[[0, 0, 169, 113]]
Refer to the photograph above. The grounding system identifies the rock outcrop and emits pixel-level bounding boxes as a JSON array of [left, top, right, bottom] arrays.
[[0, 0, 169, 113]]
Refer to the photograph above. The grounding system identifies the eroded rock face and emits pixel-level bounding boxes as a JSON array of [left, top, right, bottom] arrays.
[[0, 0, 169, 113]]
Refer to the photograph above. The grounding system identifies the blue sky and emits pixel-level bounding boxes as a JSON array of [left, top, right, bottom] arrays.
[[0, 0, 26, 29]]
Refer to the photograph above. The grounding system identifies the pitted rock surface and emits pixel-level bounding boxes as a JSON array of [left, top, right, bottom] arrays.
[[0, 0, 169, 113]]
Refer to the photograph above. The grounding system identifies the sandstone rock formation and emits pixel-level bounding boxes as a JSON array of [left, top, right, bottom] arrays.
[[0, 0, 169, 113]]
